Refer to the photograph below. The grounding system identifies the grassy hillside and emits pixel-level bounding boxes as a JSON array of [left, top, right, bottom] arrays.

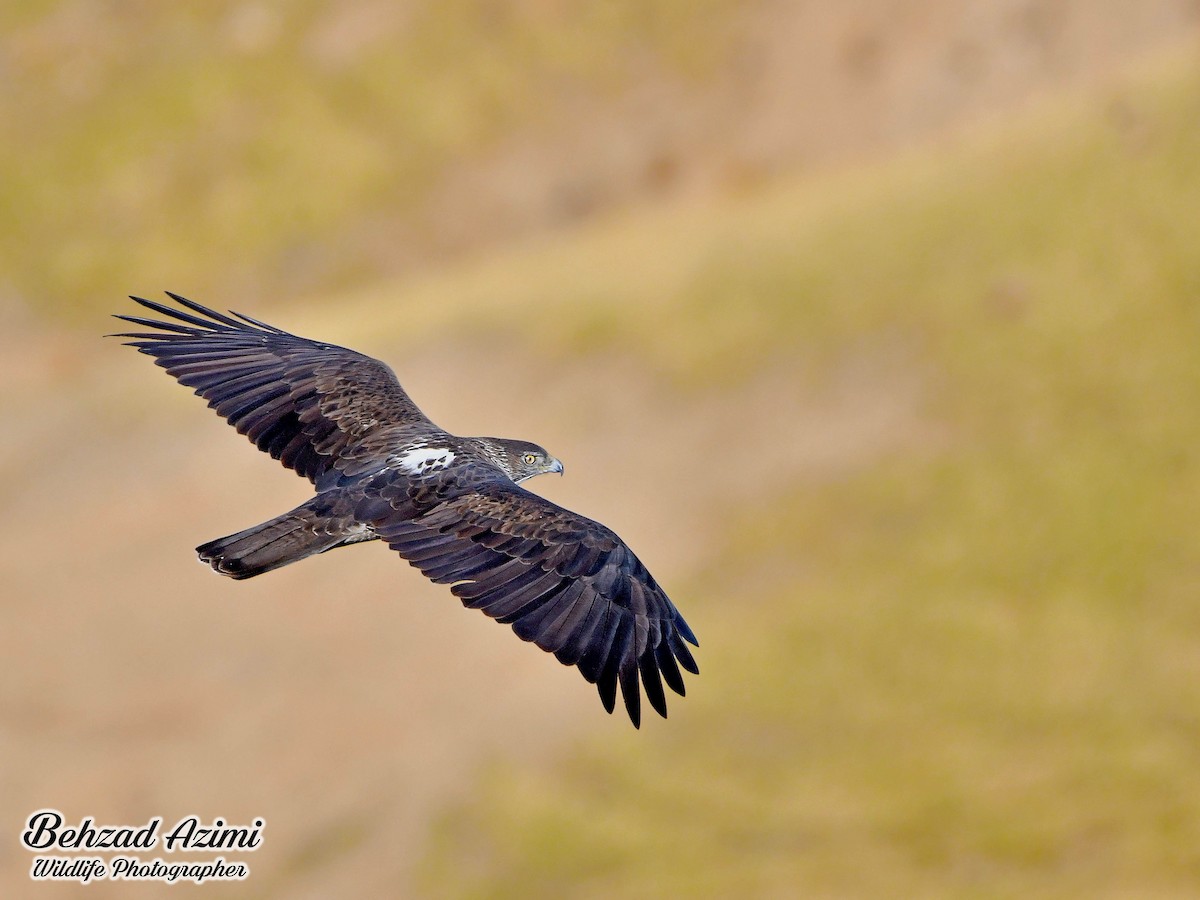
[[415, 52, 1200, 896], [1, 0, 735, 320], [7, 10, 1200, 897]]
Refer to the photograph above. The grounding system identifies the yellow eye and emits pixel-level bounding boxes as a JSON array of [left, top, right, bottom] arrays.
[[522, 453, 538, 464]]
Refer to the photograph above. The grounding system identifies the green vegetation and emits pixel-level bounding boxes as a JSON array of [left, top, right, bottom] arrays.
[[417, 55, 1200, 896], [1, 0, 735, 320], [14, 5, 1200, 893]]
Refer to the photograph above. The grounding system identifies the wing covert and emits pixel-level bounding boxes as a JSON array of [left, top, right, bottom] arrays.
[[113, 293, 434, 484], [363, 477, 699, 727]]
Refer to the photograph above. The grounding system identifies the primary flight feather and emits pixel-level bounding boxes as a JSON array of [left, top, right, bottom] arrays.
[[113, 293, 697, 727]]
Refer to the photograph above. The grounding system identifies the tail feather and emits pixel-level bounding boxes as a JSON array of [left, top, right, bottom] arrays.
[[197, 509, 347, 579]]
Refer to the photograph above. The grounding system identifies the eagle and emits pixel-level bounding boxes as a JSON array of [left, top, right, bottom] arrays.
[[113, 293, 697, 727]]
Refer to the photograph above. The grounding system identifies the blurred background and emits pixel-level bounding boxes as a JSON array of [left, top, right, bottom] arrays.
[[3, 1, 1200, 896]]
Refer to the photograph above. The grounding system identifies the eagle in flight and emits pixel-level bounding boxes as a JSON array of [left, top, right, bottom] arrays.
[[113, 293, 697, 726]]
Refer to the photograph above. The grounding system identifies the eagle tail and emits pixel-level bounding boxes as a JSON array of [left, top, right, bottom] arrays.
[[197, 505, 353, 580]]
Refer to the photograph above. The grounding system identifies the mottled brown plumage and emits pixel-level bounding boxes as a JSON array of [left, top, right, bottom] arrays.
[[113, 293, 697, 726]]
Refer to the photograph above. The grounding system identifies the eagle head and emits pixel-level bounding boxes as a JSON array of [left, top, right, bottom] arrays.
[[484, 439, 564, 484]]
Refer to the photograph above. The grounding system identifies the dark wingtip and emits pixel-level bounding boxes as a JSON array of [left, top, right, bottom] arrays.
[[597, 674, 618, 715], [670, 632, 699, 675], [619, 663, 642, 727], [676, 615, 699, 647], [163, 291, 249, 329], [639, 655, 668, 719], [106, 312, 134, 339], [230, 309, 288, 334]]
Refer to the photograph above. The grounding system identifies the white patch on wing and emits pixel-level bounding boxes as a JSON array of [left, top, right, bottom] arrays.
[[393, 445, 455, 476], [340, 523, 375, 544]]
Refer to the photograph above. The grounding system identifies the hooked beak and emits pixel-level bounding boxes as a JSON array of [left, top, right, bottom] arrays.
[[548, 457, 564, 476]]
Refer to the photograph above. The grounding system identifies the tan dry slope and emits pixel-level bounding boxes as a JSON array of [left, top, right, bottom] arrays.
[[422, 0, 1200, 255], [4, 14, 1200, 898], [4, 1, 1198, 317], [0, 308, 926, 898]]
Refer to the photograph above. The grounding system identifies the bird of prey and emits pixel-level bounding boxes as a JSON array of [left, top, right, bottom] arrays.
[[113, 293, 697, 726]]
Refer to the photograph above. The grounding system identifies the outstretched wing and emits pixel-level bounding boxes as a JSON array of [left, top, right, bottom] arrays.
[[360, 476, 699, 727], [113, 292, 434, 485]]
